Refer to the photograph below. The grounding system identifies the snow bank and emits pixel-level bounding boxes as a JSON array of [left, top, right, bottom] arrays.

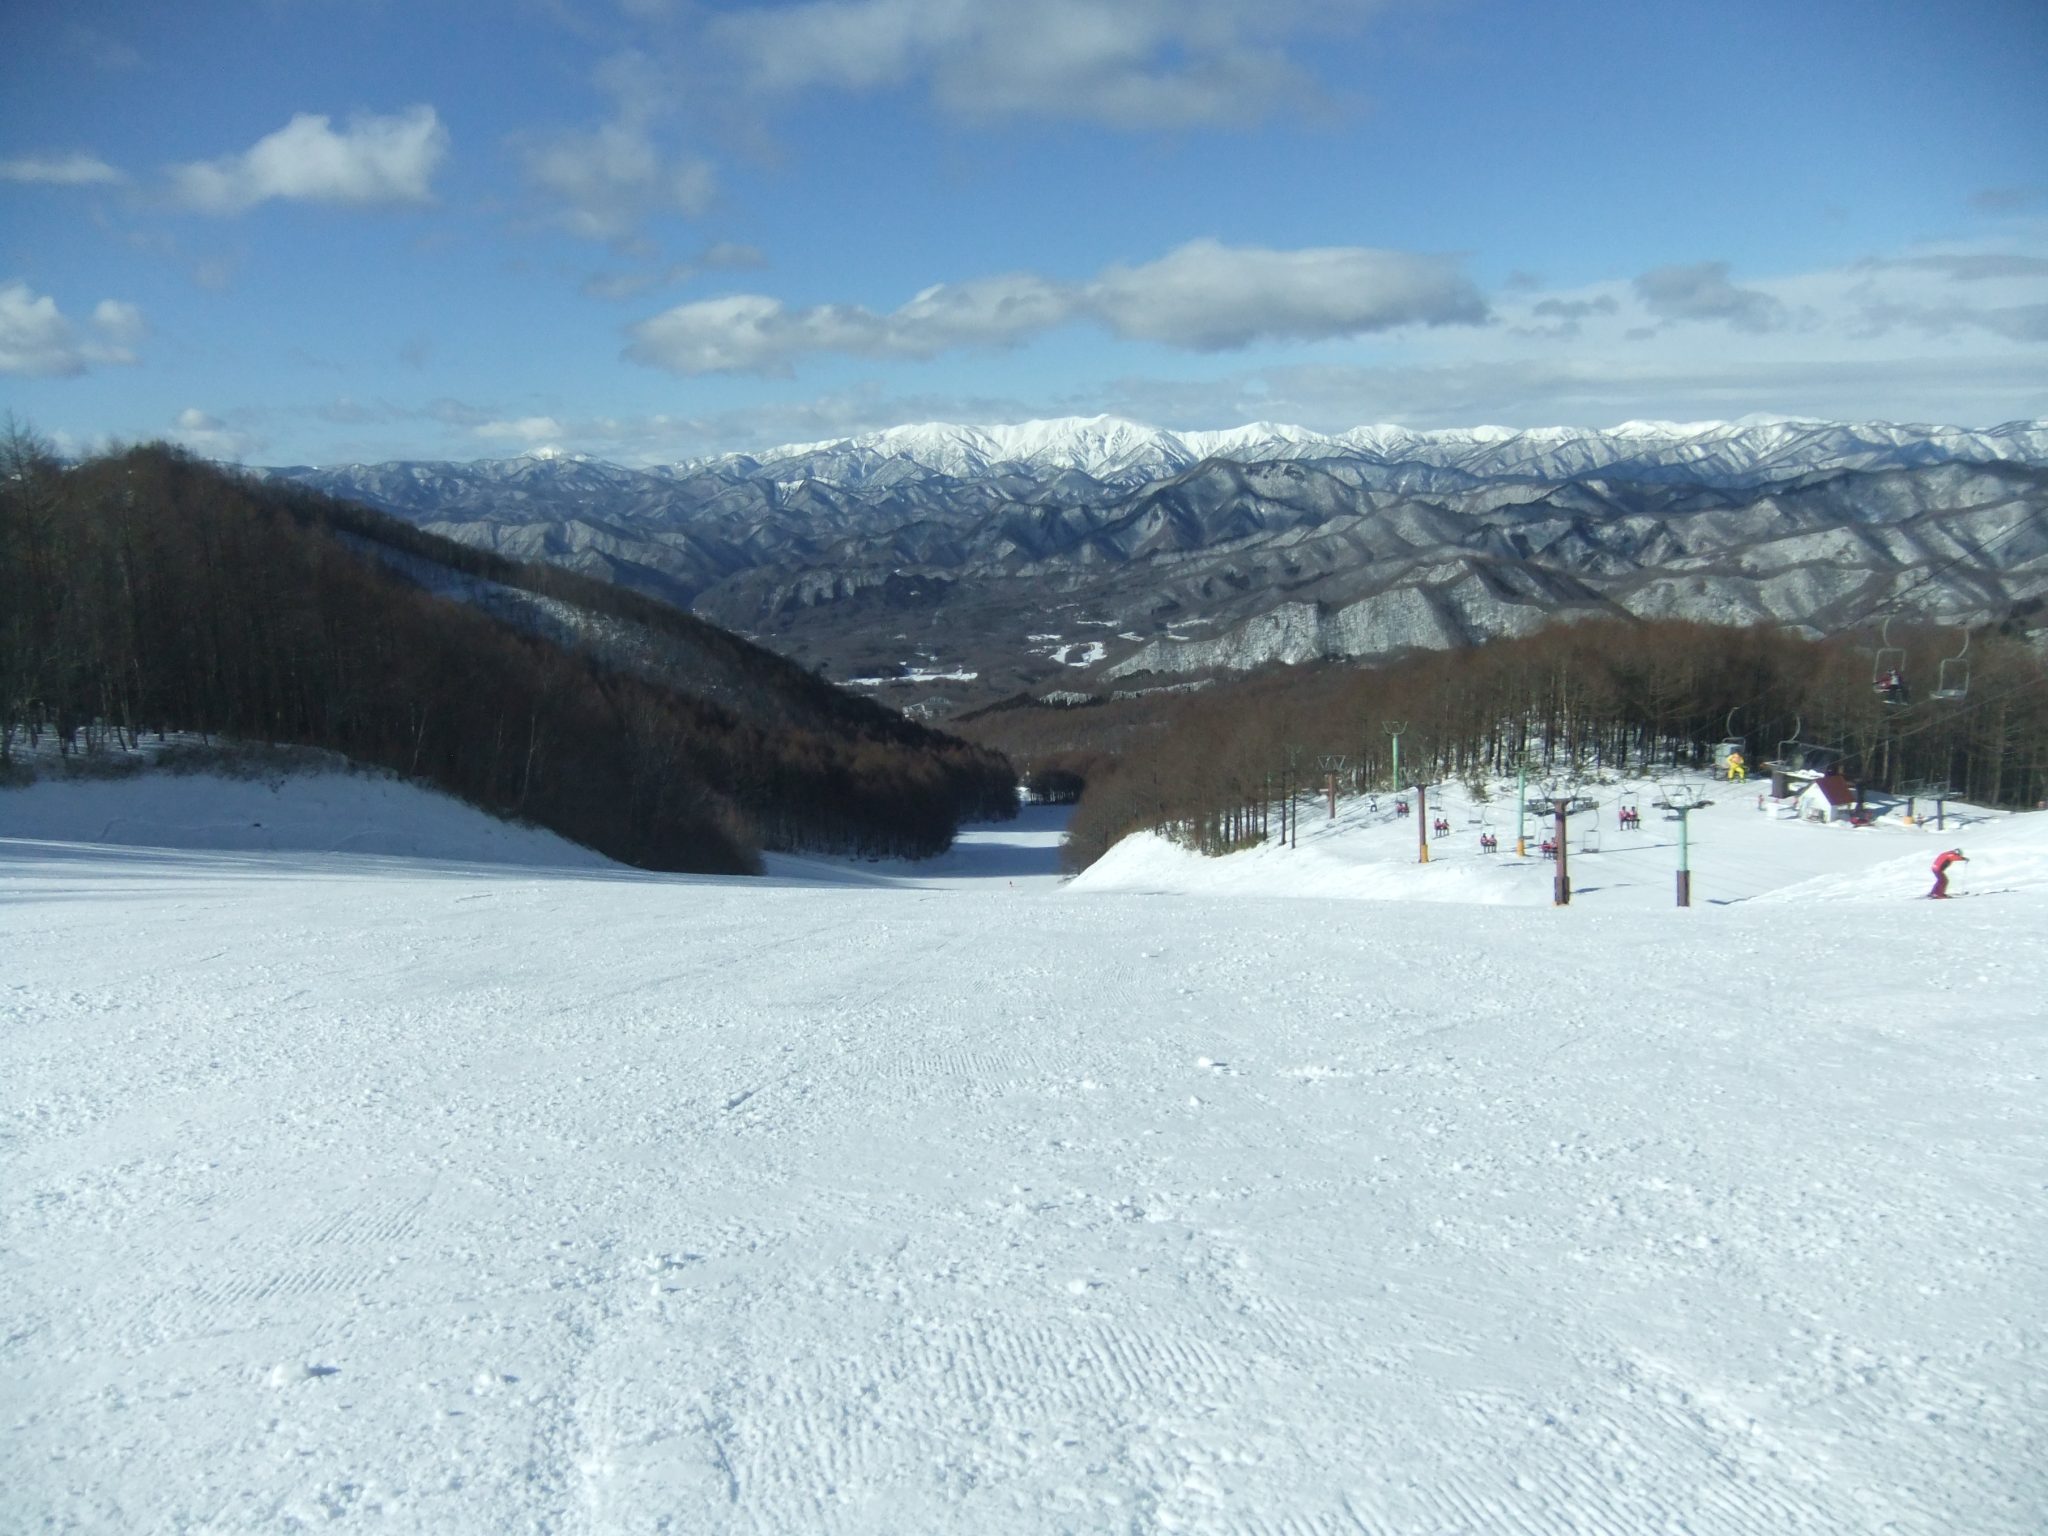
[[0, 766, 616, 869], [1071, 772, 2029, 908]]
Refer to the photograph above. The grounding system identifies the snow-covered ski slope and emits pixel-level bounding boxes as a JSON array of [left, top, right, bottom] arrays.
[[1070, 772, 2047, 907], [5, 772, 2045, 1533], [0, 766, 617, 870]]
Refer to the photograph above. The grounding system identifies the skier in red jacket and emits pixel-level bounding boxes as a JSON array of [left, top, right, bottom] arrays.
[[1929, 848, 1966, 899]]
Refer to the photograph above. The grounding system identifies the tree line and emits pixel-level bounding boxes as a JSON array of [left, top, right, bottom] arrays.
[[947, 616, 2048, 870], [1, 431, 1015, 871]]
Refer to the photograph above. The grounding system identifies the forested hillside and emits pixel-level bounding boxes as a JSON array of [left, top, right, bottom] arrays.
[[0, 431, 1015, 872], [949, 617, 2048, 871]]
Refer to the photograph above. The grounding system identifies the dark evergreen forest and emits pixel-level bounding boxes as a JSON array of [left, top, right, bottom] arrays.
[[954, 616, 2048, 870], [0, 432, 1016, 872]]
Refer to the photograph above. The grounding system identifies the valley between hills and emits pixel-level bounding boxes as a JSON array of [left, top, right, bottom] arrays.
[[262, 415, 2048, 717]]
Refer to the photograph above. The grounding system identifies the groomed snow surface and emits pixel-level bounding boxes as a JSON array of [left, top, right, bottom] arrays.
[[4, 767, 2045, 1533]]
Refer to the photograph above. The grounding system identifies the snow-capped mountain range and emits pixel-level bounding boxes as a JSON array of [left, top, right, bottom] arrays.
[[262, 415, 2048, 709], [677, 414, 2048, 492]]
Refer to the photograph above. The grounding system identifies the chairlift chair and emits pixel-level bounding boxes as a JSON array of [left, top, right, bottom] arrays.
[[1772, 714, 1841, 778], [1903, 776, 1952, 811], [1712, 706, 1746, 769], [1792, 742, 1843, 775], [1656, 781, 1706, 816], [1872, 617, 1909, 706], [1773, 716, 1803, 772], [1931, 630, 1970, 701]]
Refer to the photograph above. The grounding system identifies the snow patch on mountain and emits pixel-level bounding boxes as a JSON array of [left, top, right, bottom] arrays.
[[1105, 590, 1476, 677]]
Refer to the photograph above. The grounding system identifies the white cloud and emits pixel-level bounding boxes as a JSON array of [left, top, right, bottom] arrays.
[[583, 244, 767, 302], [192, 255, 239, 292], [710, 0, 1365, 128], [63, 24, 144, 73], [1095, 354, 2048, 433], [1853, 300, 2048, 344], [0, 284, 79, 376], [1861, 253, 2048, 282], [523, 122, 715, 243], [627, 294, 840, 374], [582, 264, 693, 301], [91, 299, 147, 347], [169, 107, 448, 214], [1529, 296, 1618, 321], [519, 49, 717, 245], [0, 151, 126, 186], [1092, 241, 1487, 349], [271, 340, 2048, 466], [172, 408, 263, 461], [0, 281, 144, 376], [700, 242, 766, 271], [624, 240, 1486, 374], [1970, 185, 2043, 213], [896, 272, 1078, 346], [353, 388, 1044, 464], [1166, 236, 2048, 427], [1633, 262, 1790, 334], [473, 416, 568, 445], [315, 397, 391, 426]]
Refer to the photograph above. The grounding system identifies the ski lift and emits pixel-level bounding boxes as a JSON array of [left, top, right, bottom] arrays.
[[1872, 618, 1909, 706], [1774, 715, 1841, 777], [1711, 707, 1746, 770], [1931, 629, 1970, 701], [1655, 781, 1709, 815], [1902, 776, 1954, 830], [1581, 827, 1601, 854]]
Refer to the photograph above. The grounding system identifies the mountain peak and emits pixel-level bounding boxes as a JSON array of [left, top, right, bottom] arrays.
[[674, 415, 2048, 489]]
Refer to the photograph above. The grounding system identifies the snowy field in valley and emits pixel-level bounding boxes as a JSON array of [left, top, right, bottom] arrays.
[[4, 768, 2045, 1533]]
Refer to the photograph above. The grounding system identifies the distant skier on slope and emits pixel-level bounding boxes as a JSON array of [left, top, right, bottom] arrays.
[[1929, 847, 1967, 899]]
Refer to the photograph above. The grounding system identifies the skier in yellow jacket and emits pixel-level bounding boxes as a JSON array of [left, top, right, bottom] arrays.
[[1725, 750, 1746, 783]]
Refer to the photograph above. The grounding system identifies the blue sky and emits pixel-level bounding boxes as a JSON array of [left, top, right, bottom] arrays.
[[2, 0, 2044, 466]]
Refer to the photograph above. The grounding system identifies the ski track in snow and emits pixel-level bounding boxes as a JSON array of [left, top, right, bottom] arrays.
[[3, 783, 2046, 1533]]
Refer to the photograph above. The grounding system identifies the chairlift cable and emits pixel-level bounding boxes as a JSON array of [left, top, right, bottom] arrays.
[[1799, 506, 2046, 730], [1849, 505, 2046, 627], [1783, 505, 2047, 713], [1863, 668, 2048, 750]]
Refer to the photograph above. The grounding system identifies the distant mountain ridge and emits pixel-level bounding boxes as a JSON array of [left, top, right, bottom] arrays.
[[258, 416, 2048, 712], [671, 414, 2048, 491]]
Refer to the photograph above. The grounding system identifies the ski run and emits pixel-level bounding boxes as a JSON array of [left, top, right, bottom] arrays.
[[4, 766, 2045, 1534]]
